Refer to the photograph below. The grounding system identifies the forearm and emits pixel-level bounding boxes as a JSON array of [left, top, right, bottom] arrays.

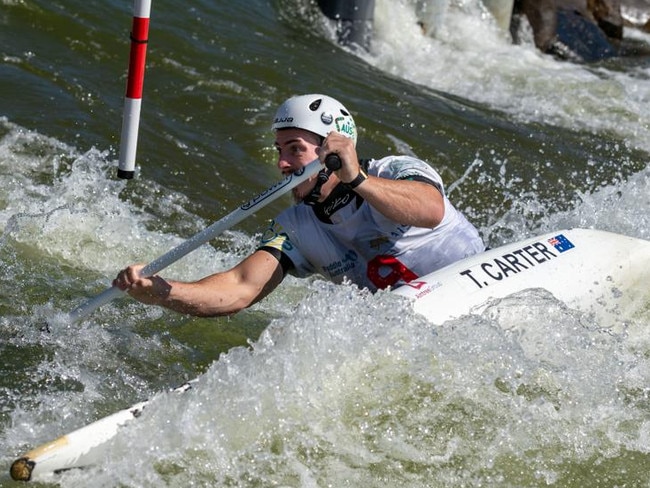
[[320, 133, 445, 228], [153, 276, 255, 317], [354, 177, 444, 228], [117, 250, 285, 317]]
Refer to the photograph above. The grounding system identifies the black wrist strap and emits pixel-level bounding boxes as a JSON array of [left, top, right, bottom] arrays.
[[344, 168, 368, 189]]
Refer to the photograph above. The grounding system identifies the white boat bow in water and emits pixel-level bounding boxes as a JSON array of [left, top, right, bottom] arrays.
[[9, 228, 650, 482]]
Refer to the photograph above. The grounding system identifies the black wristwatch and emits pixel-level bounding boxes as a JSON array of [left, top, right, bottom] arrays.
[[343, 168, 368, 189]]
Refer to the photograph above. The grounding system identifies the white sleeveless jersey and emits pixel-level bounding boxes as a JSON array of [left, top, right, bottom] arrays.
[[259, 155, 485, 291]]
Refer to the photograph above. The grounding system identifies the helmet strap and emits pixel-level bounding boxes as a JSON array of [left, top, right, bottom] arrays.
[[304, 168, 332, 206]]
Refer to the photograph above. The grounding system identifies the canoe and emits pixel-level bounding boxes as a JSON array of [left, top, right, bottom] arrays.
[[9, 227, 650, 481], [395, 228, 650, 327]]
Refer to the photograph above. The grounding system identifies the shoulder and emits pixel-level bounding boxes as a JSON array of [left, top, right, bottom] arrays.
[[270, 204, 309, 235], [368, 155, 439, 176], [368, 155, 444, 188]]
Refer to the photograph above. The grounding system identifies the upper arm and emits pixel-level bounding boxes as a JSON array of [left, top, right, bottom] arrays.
[[365, 156, 447, 228], [224, 249, 286, 306], [357, 176, 445, 228]]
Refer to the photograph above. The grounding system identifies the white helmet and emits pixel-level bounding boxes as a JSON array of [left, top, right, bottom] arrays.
[[272, 94, 357, 146]]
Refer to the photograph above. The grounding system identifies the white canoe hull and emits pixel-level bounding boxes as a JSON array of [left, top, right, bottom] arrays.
[[9, 228, 650, 481], [395, 228, 650, 326], [10, 401, 148, 481], [9, 382, 195, 482]]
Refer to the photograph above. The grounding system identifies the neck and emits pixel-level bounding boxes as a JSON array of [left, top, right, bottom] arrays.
[[315, 174, 339, 201], [302, 170, 339, 205], [308, 176, 362, 224]]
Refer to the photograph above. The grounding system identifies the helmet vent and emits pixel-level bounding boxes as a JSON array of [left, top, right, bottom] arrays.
[[309, 99, 322, 111]]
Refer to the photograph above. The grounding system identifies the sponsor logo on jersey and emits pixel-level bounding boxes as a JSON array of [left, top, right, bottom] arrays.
[[323, 250, 359, 277]]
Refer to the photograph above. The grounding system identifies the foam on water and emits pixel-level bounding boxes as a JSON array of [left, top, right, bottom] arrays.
[[365, 0, 650, 153], [0, 118, 248, 284], [44, 283, 650, 486]]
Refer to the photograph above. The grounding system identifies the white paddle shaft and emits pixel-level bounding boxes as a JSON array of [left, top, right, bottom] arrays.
[[66, 159, 322, 323]]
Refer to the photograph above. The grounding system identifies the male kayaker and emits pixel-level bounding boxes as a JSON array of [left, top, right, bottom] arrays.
[[113, 94, 485, 315]]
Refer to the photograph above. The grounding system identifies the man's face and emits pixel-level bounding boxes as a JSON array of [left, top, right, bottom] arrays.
[[274, 128, 321, 202]]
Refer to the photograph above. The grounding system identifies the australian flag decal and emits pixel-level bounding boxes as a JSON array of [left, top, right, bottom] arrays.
[[548, 234, 575, 253]]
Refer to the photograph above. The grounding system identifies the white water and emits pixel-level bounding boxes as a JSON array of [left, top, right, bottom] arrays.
[[368, 0, 650, 153], [1, 119, 649, 487]]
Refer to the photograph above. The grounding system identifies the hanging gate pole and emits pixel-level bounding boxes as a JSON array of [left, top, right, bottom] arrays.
[[117, 0, 152, 179]]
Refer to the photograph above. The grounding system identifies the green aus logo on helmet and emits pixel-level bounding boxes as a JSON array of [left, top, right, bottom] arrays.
[[335, 116, 356, 140]]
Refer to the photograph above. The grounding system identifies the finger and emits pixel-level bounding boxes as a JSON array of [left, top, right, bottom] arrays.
[[125, 264, 145, 282], [113, 274, 127, 290]]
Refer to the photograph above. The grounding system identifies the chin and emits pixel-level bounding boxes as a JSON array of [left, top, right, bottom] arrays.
[[293, 181, 316, 203]]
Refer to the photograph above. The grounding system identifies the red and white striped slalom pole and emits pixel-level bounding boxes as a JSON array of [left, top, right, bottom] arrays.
[[117, 0, 152, 179]]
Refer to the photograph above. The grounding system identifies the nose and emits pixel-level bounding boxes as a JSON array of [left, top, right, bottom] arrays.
[[277, 155, 293, 175]]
